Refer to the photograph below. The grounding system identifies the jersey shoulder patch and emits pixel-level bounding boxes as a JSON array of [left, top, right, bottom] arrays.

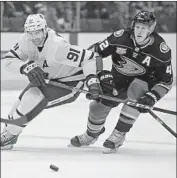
[[159, 42, 170, 53], [149, 33, 171, 63], [113, 29, 124, 37]]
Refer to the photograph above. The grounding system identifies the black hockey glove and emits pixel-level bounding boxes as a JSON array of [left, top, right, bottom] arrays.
[[86, 74, 102, 101], [137, 91, 160, 113], [98, 70, 119, 107], [20, 60, 46, 87]]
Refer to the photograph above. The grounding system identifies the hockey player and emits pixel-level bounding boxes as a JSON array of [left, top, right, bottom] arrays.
[[1, 14, 103, 150], [70, 11, 173, 153]]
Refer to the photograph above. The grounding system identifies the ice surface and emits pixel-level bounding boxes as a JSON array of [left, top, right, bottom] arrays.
[[1, 88, 176, 178]]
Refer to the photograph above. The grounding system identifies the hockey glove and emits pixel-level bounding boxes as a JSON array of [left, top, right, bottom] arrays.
[[137, 91, 160, 113], [98, 70, 119, 107], [86, 74, 102, 101], [20, 60, 46, 87]]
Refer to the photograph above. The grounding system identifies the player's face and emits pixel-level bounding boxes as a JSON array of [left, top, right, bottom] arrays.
[[134, 23, 150, 44], [27, 29, 45, 46]]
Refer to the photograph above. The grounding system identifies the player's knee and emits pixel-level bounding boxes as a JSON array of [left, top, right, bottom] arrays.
[[89, 101, 112, 118], [27, 87, 45, 98], [19, 86, 45, 100], [17, 87, 46, 115], [127, 78, 149, 100], [121, 104, 140, 120]]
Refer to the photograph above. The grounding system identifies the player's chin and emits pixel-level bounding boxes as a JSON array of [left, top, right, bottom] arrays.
[[135, 37, 145, 43], [32, 40, 42, 46]]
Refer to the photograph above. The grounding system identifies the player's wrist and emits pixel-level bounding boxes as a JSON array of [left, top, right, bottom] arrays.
[[147, 90, 161, 103], [20, 60, 37, 74], [86, 75, 100, 87]]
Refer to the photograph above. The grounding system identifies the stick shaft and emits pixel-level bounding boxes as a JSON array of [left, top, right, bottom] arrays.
[[152, 107, 177, 115], [2, 80, 175, 127], [46, 80, 150, 108], [149, 110, 177, 138], [46, 80, 176, 115]]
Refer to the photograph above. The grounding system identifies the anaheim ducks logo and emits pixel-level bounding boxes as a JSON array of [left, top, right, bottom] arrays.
[[113, 56, 146, 76]]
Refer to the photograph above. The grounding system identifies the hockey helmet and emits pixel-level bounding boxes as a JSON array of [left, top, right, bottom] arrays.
[[131, 11, 156, 34], [24, 14, 47, 46], [24, 14, 47, 33]]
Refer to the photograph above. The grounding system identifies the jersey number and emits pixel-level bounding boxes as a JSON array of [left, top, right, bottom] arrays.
[[166, 65, 172, 75], [99, 40, 109, 51], [67, 48, 80, 62]]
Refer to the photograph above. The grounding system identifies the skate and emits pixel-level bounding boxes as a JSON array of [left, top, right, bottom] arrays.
[[103, 129, 126, 154], [70, 127, 105, 147], [1, 129, 20, 150]]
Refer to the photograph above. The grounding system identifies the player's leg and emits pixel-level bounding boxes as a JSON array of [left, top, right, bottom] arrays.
[[1, 85, 47, 150], [70, 101, 113, 147], [103, 78, 149, 153], [70, 71, 119, 147], [1, 80, 84, 150]]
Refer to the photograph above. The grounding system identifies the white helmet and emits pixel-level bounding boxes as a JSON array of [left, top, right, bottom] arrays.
[[24, 14, 47, 32], [24, 14, 47, 46]]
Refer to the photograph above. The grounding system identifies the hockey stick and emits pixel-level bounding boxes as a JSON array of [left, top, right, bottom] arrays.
[[148, 110, 177, 138], [46, 80, 177, 138], [151, 107, 176, 116], [0, 80, 174, 126], [46, 80, 150, 109], [1, 116, 28, 126], [46, 80, 177, 115]]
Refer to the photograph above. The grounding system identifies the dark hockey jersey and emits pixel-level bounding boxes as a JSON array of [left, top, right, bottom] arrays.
[[95, 29, 173, 98]]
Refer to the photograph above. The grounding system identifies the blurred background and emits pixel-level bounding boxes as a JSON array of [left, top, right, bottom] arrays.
[[1, 1, 176, 32]]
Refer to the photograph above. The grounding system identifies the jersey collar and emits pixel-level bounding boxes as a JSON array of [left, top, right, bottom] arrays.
[[131, 34, 154, 49]]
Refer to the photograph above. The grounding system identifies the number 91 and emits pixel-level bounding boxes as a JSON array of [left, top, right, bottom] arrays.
[[67, 48, 80, 62]]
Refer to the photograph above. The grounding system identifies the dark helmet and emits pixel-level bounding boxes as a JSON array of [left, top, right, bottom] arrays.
[[131, 11, 157, 34]]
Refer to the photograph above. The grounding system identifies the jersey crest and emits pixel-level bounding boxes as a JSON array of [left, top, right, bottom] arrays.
[[113, 56, 146, 76]]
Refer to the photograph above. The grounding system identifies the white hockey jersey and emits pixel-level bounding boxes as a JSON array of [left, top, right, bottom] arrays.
[[4, 28, 97, 82]]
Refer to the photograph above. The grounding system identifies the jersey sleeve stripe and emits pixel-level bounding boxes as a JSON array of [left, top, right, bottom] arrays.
[[88, 52, 94, 60], [16, 108, 24, 117], [156, 82, 172, 91], [10, 49, 20, 59], [5, 55, 17, 59], [79, 49, 86, 67]]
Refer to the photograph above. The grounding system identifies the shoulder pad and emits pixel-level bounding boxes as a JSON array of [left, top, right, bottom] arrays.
[[113, 29, 125, 37], [159, 41, 170, 54], [108, 29, 131, 45], [151, 33, 171, 63], [153, 32, 171, 52]]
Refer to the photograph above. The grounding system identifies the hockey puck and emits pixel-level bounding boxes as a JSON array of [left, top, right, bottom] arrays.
[[50, 164, 59, 172]]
